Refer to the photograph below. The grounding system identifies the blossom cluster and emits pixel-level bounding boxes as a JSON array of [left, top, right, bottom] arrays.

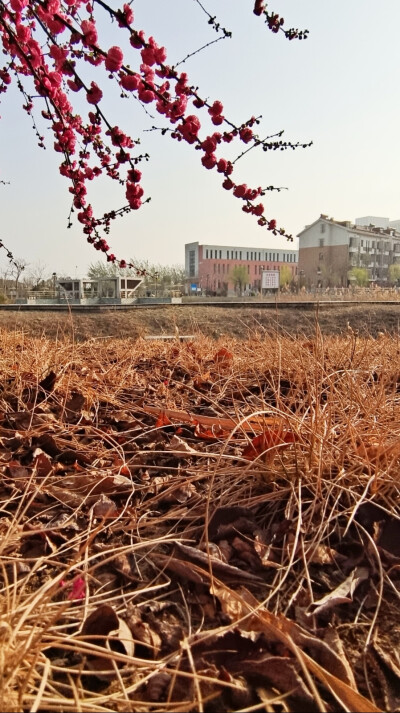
[[0, 0, 307, 269]]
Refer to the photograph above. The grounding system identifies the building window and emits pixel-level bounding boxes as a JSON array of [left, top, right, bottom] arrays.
[[205, 249, 208, 258], [247, 265, 250, 274], [319, 238, 324, 247], [273, 253, 275, 262], [214, 263, 216, 273], [235, 251, 238, 259], [321, 223, 326, 234], [218, 263, 220, 273], [239, 251, 242, 259], [189, 250, 195, 277], [319, 252, 324, 260], [247, 252, 249, 260], [219, 250, 222, 259]]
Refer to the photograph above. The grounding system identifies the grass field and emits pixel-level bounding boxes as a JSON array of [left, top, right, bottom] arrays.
[[0, 311, 399, 711], [0, 301, 399, 340]]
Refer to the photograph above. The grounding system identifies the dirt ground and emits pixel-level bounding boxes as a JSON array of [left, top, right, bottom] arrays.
[[0, 302, 398, 340]]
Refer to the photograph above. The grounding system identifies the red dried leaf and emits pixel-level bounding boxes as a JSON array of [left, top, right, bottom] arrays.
[[66, 576, 86, 601], [242, 428, 298, 461], [213, 347, 233, 364], [194, 422, 229, 441], [155, 412, 172, 428]]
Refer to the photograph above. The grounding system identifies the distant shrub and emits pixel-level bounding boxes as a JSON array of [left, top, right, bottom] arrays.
[[0, 292, 8, 304]]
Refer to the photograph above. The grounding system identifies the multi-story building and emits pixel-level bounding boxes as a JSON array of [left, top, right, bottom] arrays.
[[298, 214, 400, 288], [184, 241, 298, 294]]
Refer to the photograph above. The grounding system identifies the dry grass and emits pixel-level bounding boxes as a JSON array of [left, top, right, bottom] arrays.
[[0, 301, 399, 340], [0, 322, 399, 712]]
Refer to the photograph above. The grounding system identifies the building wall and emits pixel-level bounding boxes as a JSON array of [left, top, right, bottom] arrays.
[[298, 216, 400, 287], [298, 219, 348, 248], [299, 244, 349, 287], [185, 242, 298, 293]]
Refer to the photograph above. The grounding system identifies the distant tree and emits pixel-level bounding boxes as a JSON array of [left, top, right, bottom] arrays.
[[348, 267, 369, 287], [388, 264, 400, 285], [10, 259, 29, 296], [87, 259, 185, 294], [232, 265, 248, 296], [279, 265, 292, 288], [25, 261, 49, 290]]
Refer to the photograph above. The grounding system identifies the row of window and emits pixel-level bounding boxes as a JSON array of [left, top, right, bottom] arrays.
[[348, 237, 391, 251], [212, 263, 290, 275], [205, 248, 296, 262]]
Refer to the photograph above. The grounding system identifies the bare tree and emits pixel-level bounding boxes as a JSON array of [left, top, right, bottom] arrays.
[[25, 261, 49, 290], [10, 259, 29, 298]]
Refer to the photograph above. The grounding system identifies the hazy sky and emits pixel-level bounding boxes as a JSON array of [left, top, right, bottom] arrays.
[[1, 1, 400, 278]]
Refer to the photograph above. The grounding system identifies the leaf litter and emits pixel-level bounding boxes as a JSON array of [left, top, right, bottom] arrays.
[[0, 327, 399, 711]]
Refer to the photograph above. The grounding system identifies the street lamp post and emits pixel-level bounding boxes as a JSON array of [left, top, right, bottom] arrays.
[[52, 272, 57, 298]]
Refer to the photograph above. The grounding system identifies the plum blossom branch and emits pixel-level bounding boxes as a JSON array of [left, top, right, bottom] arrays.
[[0, 0, 310, 265], [0, 237, 18, 267]]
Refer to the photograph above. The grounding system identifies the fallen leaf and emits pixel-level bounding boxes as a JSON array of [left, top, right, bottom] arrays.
[[213, 347, 233, 364], [194, 422, 229, 441], [307, 566, 369, 617], [242, 427, 298, 461], [32, 448, 53, 477], [155, 412, 172, 428], [91, 494, 118, 519], [81, 604, 135, 679], [212, 584, 379, 713], [128, 615, 162, 658], [39, 371, 58, 393], [165, 435, 198, 454]]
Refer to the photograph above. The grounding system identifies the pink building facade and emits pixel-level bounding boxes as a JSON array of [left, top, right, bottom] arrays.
[[185, 241, 298, 294]]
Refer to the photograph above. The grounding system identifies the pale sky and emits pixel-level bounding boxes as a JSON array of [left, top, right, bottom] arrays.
[[1, 1, 400, 278]]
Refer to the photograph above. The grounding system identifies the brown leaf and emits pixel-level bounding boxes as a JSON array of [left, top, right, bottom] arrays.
[[128, 615, 162, 658], [32, 448, 53, 477], [34, 433, 61, 458], [236, 655, 314, 706], [212, 585, 380, 712], [39, 370, 57, 393], [81, 604, 134, 680], [64, 391, 85, 421], [6, 460, 30, 479], [165, 435, 198, 454], [91, 494, 118, 519], [307, 566, 369, 618]]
